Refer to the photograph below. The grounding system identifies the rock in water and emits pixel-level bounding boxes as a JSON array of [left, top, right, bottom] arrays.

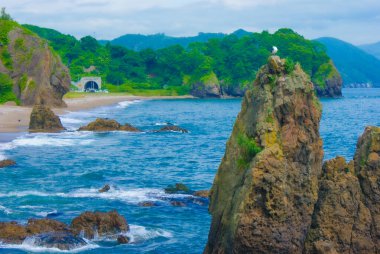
[[156, 126, 189, 133], [0, 222, 28, 244], [98, 184, 111, 193], [25, 232, 87, 251], [79, 118, 140, 132], [0, 159, 16, 168], [205, 56, 324, 253], [117, 235, 130, 244], [29, 104, 65, 132], [164, 183, 190, 194], [70, 210, 129, 239], [193, 190, 210, 198]]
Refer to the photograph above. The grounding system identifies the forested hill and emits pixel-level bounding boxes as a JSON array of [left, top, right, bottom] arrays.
[[359, 41, 380, 60], [99, 29, 251, 51], [23, 24, 342, 97], [316, 37, 380, 87]]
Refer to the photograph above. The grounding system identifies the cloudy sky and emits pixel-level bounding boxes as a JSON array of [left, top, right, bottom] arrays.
[[2, 0, 380, 45]]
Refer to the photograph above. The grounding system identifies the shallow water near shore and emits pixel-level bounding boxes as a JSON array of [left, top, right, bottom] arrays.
[[0, 88, 379, 253]]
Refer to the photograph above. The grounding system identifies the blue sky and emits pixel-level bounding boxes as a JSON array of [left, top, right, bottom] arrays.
[[2, 0, 380, 45]]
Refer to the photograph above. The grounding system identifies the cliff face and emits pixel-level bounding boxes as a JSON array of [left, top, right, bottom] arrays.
[[0, 20, 70, 106], [205, 56, 380, 253], [314, 63, 343, 97], [205, 56, 324, 253]]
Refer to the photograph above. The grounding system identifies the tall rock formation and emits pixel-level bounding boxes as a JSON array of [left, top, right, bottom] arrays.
[[205, 56, 324, 253], [29, 104, 65, 132], [0, 20, 70, 106], [205, 56, 380, 253]]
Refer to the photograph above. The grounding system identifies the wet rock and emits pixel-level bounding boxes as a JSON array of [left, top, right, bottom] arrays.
[[205, 56, 324, 253], [138, 201, 157, 207], [98, 184, 110, 193], [25, 232, 87, 250], [79, 118, 140, 132], [0, 159, 16, 168], [156, 125, 188, 133], [70, 210, 129, 239], [193, 190, 210, 198], [170, 201, 186, 207], [117, 235, 130, 244], [164, 183, 190, 194], [26, 218, 69, 235], [0, 222, 28, 244], [29, 104, 65, 132]]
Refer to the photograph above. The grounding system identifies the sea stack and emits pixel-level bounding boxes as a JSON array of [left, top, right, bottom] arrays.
[[29, 104, 65, 132], [205, 56, 380, 253], [205, 56, 324, 253]]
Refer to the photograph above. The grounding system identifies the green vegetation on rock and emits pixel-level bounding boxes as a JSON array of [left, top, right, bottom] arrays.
[[0, 73, 18, 104], [237, 133, 262, 169]]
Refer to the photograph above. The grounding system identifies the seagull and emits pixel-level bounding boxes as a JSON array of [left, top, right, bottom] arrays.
[[272, 46, 278, 55]]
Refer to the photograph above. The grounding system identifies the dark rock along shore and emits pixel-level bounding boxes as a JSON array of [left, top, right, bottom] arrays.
[[204, 56, 380, 253]]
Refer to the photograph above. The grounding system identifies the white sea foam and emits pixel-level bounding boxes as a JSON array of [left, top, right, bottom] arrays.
[[0, 187, 192, 204], [117, 100, 142, 109], [126, 224, 173, 243], [60, 117, 85, 125], [0, 205, 12, 214], [34, 209, 58, 217], [0, 240, 98, 253]]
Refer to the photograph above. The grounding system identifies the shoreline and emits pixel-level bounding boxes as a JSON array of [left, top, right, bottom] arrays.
[[0, 94, 194, 134]]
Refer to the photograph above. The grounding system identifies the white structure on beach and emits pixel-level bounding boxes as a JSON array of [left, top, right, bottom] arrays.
[[74, 77, 102, 92]]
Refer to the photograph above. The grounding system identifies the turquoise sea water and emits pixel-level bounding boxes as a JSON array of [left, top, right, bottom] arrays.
[[0, 88, 379, 253]]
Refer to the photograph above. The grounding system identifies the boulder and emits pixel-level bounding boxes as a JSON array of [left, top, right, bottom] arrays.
[[0, 159, 16, 168], [156, 126, 188, 133], [164, 183, 190, 194], [98, 184, 110, 193], [26, 218, 69, 235], [24, 232, 87, 250], [70, 210, 129, 239], [79, 118, 140, 132], [193, 190, 210, 198], [0, 222, 28, 244], [117, 235, 130, 244], [29, 104, 65, 132], [205, 56, 324, 253]]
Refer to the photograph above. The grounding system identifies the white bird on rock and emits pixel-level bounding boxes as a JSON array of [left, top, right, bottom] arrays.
[[272, 46, 278, 55]]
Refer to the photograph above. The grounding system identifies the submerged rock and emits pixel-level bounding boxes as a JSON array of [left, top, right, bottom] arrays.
[[170, 201, 186, 207], [164, 183, 190, 194], [205, 56, 324, 253], [98, 184, 110, 193], [117, 235, 130, 244], [78, 118, 140, 132], [25, 232, 87, 251], [70, 210, 129, 239], [28, 104, 65, 132], [155, 125, 189, 133], [138, 201, 157, 207], [193, 190, 210, 198], [0, 159, 16, 168]]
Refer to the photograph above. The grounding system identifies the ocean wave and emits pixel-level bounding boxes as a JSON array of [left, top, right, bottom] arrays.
[[117, 100, 142, 109], [154, 122, 177, 126], [0, 187, 192, 204], [60, 117, 85, 125], [0, 240, 98, 253], [0, 205, 12, 214], [126, 224, 173, 243]]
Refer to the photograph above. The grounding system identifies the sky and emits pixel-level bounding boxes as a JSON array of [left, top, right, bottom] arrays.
[[2, 0, 380, 45]]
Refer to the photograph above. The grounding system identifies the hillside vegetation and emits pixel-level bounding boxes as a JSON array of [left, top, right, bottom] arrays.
[[23, 25, 340, 97]]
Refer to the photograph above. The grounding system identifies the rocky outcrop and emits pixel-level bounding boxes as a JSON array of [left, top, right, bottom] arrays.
[[190, 72, 222, 98], [98, 184, 110, 193], [0, 159, 16, 168], [205, 56, 324, 253], [193, 190, 210, 198], [156, 125, 189, 133], [204, 56, 379, 253], [78, 118, 140, 132], [0, 20, 70, 106], [314, 63, 343, 97], [0, 211, 129, 250], [29, 104, 65, 132], [304, 157, 375, 253], [70, 210, 129, 239], [164, 183, 190, 194]]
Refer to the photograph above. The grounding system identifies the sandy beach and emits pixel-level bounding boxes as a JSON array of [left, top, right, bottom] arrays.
[[0, 94, 193, 133]]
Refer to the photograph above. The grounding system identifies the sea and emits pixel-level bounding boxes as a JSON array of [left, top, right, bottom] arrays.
[[0, 88, 379, 253]]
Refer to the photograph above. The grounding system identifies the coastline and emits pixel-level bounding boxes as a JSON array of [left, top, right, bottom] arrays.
[[0, 94, 194, 134]]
